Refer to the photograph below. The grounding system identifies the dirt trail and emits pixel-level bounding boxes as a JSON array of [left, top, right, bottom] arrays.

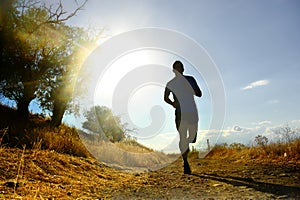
[[113, 154, 300, 199], [0, 149, 299, 199]]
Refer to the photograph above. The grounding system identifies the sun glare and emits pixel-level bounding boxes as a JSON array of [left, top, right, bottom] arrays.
[[93, 49, 167, 107], [78, 42, 214, 152], [88, 49, 180, 150]]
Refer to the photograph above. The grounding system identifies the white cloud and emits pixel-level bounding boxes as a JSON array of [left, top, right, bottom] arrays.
[[291, 120, 300, 126], [258, 120, 272, 126], [195, 121, 287, 146], [222, 129, 231, 137], [216, 125, 272, 145], [242, 80, 269, 90]]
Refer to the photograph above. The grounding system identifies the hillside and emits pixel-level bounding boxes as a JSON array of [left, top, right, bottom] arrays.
[[1, 104, 300, 199], [1, 147, 300, 199]]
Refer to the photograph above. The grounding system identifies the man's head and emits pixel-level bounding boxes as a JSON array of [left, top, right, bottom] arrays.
[[173, 60, 184, 74]]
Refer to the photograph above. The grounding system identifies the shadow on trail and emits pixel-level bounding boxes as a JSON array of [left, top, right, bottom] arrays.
[[192, 173, 300, 198]]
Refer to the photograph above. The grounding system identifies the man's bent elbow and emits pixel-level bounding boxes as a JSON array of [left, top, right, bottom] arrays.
[[195, 90, 202, 97], [164, 96, 168, 103]]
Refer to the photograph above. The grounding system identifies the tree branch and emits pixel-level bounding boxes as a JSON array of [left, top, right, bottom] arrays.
[[27, 0, 88, 34], [45, 0, 87, 23]]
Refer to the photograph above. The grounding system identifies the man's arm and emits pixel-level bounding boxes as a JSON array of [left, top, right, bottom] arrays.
[[188, 77, 202, 97], [164, 87, 176, 108], [194, 84, 202, 97]]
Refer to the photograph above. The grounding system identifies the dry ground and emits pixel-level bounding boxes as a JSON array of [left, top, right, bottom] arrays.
[[0, 148, 300, 199]]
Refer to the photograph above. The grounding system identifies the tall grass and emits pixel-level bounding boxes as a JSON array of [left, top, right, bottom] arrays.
[[249, 138, 300, 160], [0, 103, 90, 157], [29, 125, 90, 158], [207, 136, 300, 161]]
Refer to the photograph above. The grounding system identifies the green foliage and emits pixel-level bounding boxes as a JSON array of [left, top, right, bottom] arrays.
[[35, 25, 97, 126], [0, 0, 97, 127], [1, 3, 58, 108], [83, 106, 126, 142]]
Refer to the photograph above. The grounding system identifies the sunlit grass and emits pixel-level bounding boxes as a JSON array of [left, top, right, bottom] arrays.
[[30, 124, 90, 158], [81, 136, 175, 172], [206, 138, 300, 162]]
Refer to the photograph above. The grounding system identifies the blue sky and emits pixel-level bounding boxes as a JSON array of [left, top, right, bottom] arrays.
[[63, 0, 300, 149], [6, 0, 298, 151]]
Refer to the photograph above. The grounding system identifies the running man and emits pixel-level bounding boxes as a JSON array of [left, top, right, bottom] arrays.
[[164, 60, 202, 174]]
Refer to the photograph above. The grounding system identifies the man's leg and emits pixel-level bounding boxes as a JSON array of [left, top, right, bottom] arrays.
[[182, 149, 191, 174], [178, 121, 191, 174], [188, 122, 198, 143]]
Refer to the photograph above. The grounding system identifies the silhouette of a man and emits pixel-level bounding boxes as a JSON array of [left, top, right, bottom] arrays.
[[164, 60, 202, 174]]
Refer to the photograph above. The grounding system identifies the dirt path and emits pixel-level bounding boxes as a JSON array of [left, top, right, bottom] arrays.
[[1, 149, 299, 199], [112, 154, 300, 199]]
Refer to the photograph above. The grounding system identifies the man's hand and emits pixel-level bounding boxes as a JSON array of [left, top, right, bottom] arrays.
[[164, 87, 174, 106], [172, 101, 179, 109]]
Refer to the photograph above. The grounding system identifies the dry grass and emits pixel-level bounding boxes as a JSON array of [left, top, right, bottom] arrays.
[[205, 144, 243, 160], [1, 145, 299, 199], [115, 138, 154, 153], [249, 138, 300, 160], [0, 147, 135, 199], [206, 138, 300, 162], [0, 104, 163, 161], [29, 125, 91, 158], [81, 137, 176, 173], [0, 103, 175, 173]]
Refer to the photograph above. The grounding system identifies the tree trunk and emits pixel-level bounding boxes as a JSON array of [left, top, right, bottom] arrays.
[[9, 76, 35, 147], [16, 100, 31, 120], [51, 100, 68, 127], [7, 99, 31, 147]]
